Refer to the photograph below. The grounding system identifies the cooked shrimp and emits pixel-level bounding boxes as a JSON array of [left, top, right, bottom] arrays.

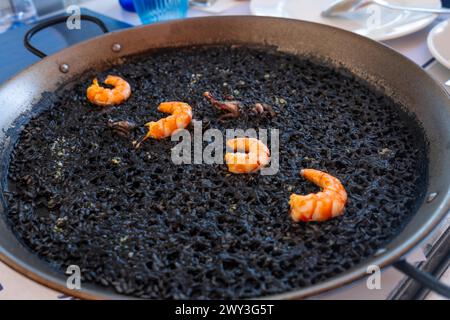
[[225, 137, 270, 173], [289, 169, 347, 222], [135, 102, 193, 148], [86, 75, 131, 106]]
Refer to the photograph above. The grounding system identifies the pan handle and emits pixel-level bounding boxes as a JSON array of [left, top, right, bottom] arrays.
[[393, 260, 450, 298], [24, 15, 109, 59]]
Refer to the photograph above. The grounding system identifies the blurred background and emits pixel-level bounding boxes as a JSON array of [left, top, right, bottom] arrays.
[[1, 0, 449, 29]]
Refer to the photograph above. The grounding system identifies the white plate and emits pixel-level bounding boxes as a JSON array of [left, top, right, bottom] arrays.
[[427, 18, 450, 69], [250, 0, 440, 41]]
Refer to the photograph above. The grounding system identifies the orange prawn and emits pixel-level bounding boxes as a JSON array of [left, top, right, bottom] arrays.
[[289, 169, 347, 222], [135, 101, 192, 148], [224, 137, 270, 174]]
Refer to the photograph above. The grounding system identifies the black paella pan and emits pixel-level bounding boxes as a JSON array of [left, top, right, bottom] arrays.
[[0, 16, 449, 299]]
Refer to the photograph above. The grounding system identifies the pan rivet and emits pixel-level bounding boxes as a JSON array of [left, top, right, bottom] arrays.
[[59, 63, 69, 73], [374, 248, 387, 256], [427, 192, 438, 203], [112, 43, 122, 52]]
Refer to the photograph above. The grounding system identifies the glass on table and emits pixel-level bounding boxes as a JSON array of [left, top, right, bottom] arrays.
[[132, 0, 189, 24], [0, 0, 37, 33]]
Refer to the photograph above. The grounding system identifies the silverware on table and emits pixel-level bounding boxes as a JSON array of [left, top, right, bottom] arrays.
[[322, 0, 450, 17]]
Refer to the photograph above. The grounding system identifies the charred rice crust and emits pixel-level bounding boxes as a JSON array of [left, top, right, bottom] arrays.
[[5, 46, 427, 299]]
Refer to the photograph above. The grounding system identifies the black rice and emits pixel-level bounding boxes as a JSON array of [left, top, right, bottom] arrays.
[[4, 45, 428, 299]]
